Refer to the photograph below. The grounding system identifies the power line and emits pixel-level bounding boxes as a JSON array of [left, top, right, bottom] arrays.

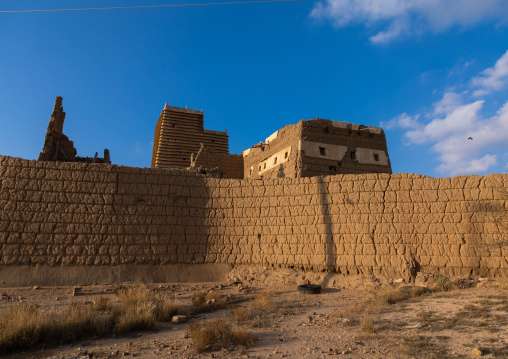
[[0, 0, 302, 13]]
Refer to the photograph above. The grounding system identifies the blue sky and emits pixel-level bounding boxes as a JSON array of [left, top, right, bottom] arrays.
[[1, 0, 507, 176]]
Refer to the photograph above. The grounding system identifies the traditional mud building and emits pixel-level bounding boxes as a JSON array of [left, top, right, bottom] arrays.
[[152, 105, 392, 179]]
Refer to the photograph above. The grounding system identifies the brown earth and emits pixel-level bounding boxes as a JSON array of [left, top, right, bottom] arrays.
[[1, 266, 508, 359]]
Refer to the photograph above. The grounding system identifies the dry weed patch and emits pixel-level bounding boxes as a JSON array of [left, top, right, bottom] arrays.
[[0, 285, 179, 355], [187, 319, 257, 353]]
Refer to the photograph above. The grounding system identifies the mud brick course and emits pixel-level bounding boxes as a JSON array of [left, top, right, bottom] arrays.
[[0, 155, 506, 279]]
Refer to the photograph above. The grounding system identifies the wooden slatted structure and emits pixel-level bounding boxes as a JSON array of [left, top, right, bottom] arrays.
[[152, 104, 229, 169]]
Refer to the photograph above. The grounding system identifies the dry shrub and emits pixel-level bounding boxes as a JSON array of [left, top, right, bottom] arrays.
[[187, 319, 257, 353], [360, 315, 375, 333], [372, 286, 427, 306], [435, 275, 452, 292], [115, 286, 178, 323], [191, 292, 207, 306], [230, 307, 252, 322], [253, 293, 274, 313], [90, 296, 112, 312], [116, 302, 156, 334]]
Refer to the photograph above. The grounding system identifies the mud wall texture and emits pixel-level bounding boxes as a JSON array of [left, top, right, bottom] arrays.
[[0, 156, 507, 279]]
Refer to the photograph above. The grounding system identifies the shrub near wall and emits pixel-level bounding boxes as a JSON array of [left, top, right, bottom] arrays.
[[0, 155, 506, 279]]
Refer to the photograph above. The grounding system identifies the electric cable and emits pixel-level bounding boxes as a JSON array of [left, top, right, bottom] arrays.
[[0, 0, 302, 14]]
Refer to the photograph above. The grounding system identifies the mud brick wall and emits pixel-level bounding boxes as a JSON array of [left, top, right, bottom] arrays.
[[193, 152, 244, 179], [0, 155, 507, 279], [243, 122, 302, 180], [152, 105, 229, 169], [299, 119, 392, 176]]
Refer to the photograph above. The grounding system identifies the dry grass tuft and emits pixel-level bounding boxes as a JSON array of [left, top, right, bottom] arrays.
[[230, 307, 252, 322], [187, 319, 257, 353], [191, 292, 207, 306], [0, 303, 113, 354], [0, 285, 178, 355], [253, 292, 275, 313]]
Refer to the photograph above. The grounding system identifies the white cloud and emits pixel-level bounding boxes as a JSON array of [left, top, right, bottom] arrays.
[[135, 142, 142, 155], [432, 91, 463, 115], [381, 113, 421, 130], [310, 0, 508, 43], [471, 49, 508, 95], [382, 51, 508, 175], [406, 98, 508, 175]]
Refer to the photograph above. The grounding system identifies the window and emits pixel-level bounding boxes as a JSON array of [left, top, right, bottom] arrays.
[[273, 157, 278, 165], [262, 147, 265, 151], [264, 163, 267, 169], [249, 168, 253, 176], [258, 166, 261, 171], [374, 154, 379, 161], [350, 151, 356, 160], [284, 152, 288, 159], [319, 147, 326, 156]]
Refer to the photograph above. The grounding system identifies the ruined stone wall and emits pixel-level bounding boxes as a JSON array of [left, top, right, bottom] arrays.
[[1, 156, 506, 279], [242, 123, 302, 179], [152, 105, 229, 169], [193, 151, 244, 179]]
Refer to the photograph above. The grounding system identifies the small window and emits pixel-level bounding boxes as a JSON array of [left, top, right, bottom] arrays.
[[319, 147, 326, 156], [171, 123, 176, 128], [211, 140, 215, 142], [329, 166, 337, 173], [262, 147, 265, 151], [374, 154, 379, 161], [337, 161, 342, 167], [324, 127, 329, 133], [284, 152, 288, 159], [258, 166, 261, 171], [350, 151, 356, 160], [273, 157, 278, 165], [249, 168, 253, 176], [264, 163, 267, 169]]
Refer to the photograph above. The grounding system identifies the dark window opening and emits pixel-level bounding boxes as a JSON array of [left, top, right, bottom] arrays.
[[329, 166, 337, 173], [337, 161, 342, 166], [374, 154, 379, 161], [350, 151, 356, 160], [263, 163, 267, 169], [273, 157, 277, 165], [284, 152, 288, 159], [258, 166, 261, 171], [211, 140, 215, 142], [262, 147, 265, 151], [319, 147, 326, 156], [324, 127, 329, 133]]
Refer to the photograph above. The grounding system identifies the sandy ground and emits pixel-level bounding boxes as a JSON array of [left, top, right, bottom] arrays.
[[1, 266, 507, 359]]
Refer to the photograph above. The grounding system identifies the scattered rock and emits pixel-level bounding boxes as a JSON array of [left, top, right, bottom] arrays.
[[472, 347, 483, 356], [172, 315, 188, 324], [32, 285, 39, 290]]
